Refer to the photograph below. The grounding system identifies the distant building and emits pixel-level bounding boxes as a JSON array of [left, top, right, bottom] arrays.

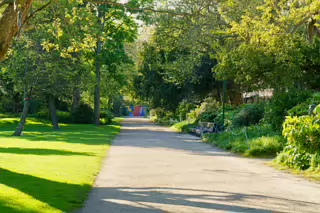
[[243, 89, 273, 103]]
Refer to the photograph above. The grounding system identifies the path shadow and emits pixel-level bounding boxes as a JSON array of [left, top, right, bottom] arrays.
[[0, 168, 90, 212], [81, 187, 320, 213], [0, 147, 94, 156]]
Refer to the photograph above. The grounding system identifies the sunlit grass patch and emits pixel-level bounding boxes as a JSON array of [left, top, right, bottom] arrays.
[[0, 118, 121, 212]]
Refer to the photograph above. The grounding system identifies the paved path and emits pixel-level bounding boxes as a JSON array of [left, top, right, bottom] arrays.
[[80, 117, 320, 213]]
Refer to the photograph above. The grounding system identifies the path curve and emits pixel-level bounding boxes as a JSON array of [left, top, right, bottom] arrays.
[[80, 117, 320, 213]]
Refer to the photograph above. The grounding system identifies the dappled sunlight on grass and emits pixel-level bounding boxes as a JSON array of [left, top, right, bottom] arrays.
[[0, 118, 122, 212]]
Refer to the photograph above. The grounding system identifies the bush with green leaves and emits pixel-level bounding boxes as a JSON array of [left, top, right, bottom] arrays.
[[56, 111, 72, 123], [150, 107, 166, 119], [176, 100, 197, 120], [288, 92, 320, 117], [264, 89, 311, 130], [71, 103, 93, 124], [276, 107, 320, 170], [233, 103, 264, 127], [100, 109, 114, 125], [186, 97, 220, 122]]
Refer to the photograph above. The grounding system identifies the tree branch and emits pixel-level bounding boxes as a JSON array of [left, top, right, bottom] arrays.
[[18, 0, 52, 34]]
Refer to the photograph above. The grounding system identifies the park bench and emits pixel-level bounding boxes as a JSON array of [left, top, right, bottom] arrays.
[[190, 121, 217, 137]]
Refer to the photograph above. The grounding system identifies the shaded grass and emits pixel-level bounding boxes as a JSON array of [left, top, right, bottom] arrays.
[[0, 117, 122, 213]]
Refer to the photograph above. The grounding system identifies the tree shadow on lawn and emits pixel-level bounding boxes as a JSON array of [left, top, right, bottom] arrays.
[[0, 147, 94, 156], [0, 124, 120, 145], [0, 167, 91, 213]]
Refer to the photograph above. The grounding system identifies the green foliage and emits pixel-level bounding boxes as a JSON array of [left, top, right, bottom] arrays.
[[150, 107, 166, 120], [247, 136, 283, 157], [56, 111, 73, 124], [37, 109, 72, 124], [233, 103, 264, 127], [204, 124, 281, 157], [277, 108, 320, 170], [100, 110, 114, 125], [176, 100, 196, 120], [185, 97, 220, 122], [288, 92, 320, 116], [71, 103, 93, 124], [264, 90, 311, 130], [172, 120, 197, 133]]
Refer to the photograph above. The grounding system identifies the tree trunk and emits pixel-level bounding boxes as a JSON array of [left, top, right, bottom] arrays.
[[0, 0, 34, 61], [13, 86, 31, 136], [94, 38, 102, 126], [94, 7, 103, 126], [49, 95, 59, 130], [71, 88, 81, 114]]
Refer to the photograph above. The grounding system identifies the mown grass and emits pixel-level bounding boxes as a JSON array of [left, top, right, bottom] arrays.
[[0, 117, 122, 213]]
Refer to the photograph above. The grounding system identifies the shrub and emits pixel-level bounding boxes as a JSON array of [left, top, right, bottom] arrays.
[[176, 100, 197, 120], [150, 108, 166, 119], [198, 97, 220, 115], [288, 92, 320, 117], [287, 103, 309, 117], [56, 111, 72, 123], [36, 108, 50, 120], [231, 141, 248, 153], [233, 103, 264, 127], [71, 103, 93, 124], [37, 109, 72, 124], [264, 89, 311, 130], [187, 97, 220, 122], [277, 107, 320, 170], [204, 124, 282, 157], [246, 136, 282, 157], [100, 109, 114, 125]]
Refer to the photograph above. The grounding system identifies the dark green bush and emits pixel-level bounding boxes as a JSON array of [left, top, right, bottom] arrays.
[[37, 109, 72, 124], [233, 103, 264, 127], [264, 89, 311, 130], [198, 111, 218, 122], [288, 92, 320, 117], [71, 103, 93, 124], [36, 108, 50, 120], [56, 111, 72, 124]]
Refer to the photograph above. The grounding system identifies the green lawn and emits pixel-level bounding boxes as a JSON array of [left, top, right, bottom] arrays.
[[0, 118, 122, 213]]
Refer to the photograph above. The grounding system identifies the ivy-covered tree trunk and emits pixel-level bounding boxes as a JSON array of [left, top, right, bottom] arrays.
[[13, 85, 31, 136], [48, 95, 59, 130]]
